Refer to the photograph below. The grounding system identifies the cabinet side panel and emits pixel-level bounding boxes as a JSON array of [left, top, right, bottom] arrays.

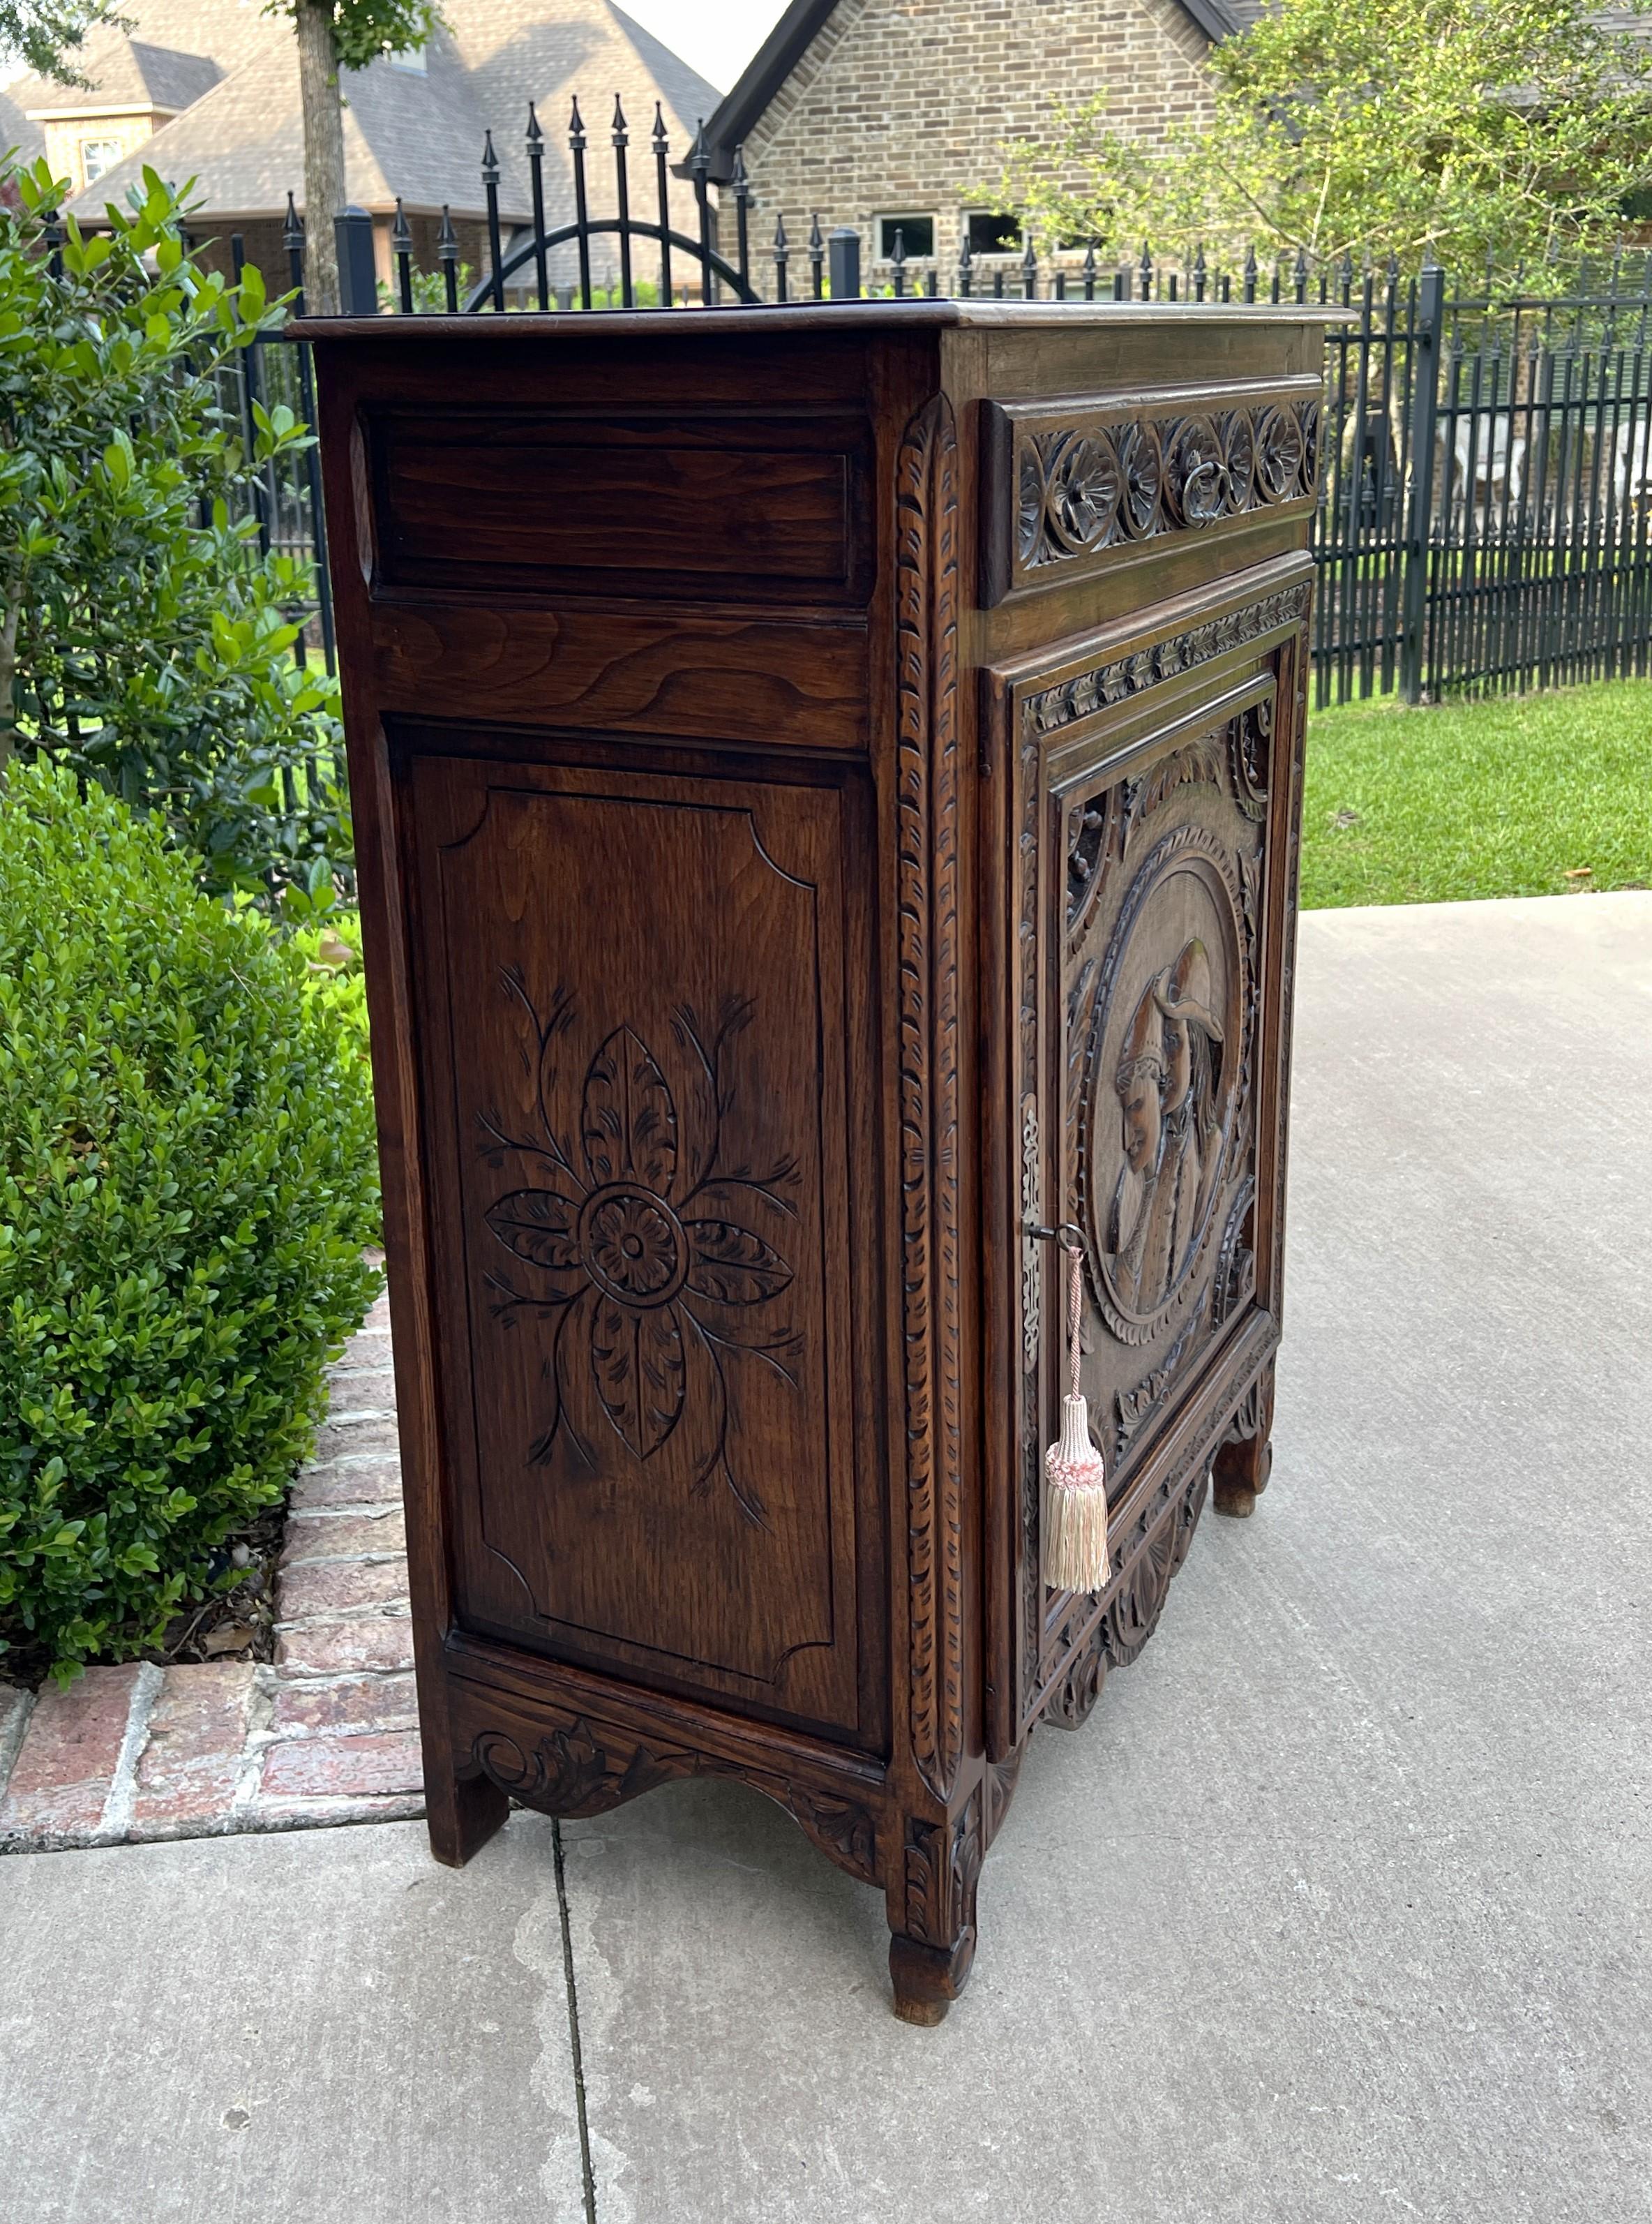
[[403, 742, 873, 1745]]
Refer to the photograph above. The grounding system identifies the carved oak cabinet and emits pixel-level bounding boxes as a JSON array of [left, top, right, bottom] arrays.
[[302, 301, 1329, 2022]]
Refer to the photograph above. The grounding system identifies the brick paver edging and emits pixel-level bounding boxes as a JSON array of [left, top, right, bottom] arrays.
[[0, 1286, 428, 1853]]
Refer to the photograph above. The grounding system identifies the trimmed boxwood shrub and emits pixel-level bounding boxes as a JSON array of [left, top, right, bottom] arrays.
[[0, 764, 381, 1682]]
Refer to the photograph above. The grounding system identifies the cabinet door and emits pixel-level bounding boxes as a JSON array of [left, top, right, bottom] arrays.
[[403, 741, 880, 1749], [996, 573, 1309, 1740]]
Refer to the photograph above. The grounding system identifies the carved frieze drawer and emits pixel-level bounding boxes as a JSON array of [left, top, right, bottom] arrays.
[[982, 378, 1323, 605], [366, 407, 873, 606]]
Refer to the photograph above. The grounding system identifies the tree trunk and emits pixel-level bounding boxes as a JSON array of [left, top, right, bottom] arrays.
[[0, 589, 21, 770], [294, 0, 345, 316]]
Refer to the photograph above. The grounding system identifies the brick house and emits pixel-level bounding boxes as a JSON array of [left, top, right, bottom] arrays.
[[2, 0, 717, 295], [695, 0, 1261, 283]]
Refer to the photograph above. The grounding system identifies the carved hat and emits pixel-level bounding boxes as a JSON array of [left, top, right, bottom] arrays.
[[1116, 976, 1167, 1087], [1152, 937, 1224, 1042]]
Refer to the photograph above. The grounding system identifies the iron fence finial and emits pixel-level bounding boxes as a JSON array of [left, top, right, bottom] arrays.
[[650, 105, 673, 301], [567, 98, 592, 307], [731, 143, 751, 292], [610, 92, 633, 306], [689, 121, 713, 303], [437, 202, 458, 314], [391, 197, 413, 314], [526, 102, 549, 310]]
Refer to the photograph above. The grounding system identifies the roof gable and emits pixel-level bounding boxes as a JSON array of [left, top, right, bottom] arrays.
[[697, 0, 1245, 176]]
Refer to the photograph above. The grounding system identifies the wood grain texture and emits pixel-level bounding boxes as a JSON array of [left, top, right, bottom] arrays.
[[369, 408, 871, 605], [369, 602, 868, 753], [305, 306, 1323, 2022]]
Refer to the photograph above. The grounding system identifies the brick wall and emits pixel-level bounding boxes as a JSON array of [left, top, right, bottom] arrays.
[[740, 0, 1217, 283]]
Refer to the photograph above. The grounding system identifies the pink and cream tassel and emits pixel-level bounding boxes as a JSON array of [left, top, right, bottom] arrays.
[[1042, 1244, 1111, 1593]]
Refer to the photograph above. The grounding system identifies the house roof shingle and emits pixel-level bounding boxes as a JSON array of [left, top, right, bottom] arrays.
[[14, 34, 219, 117], [3, 0, 718, 233]]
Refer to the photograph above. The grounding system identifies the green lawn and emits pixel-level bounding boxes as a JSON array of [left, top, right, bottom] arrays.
[[1300, 679, 1652, 908]]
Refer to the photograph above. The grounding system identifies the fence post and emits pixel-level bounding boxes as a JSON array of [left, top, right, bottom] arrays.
[[1399, 260, 1445, 703], [334, 206, 378, 314], [828, 226, 861, 300]]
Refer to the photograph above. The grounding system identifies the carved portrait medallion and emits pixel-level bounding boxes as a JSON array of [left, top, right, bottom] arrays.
[[1079, 827, 1247, 1346]]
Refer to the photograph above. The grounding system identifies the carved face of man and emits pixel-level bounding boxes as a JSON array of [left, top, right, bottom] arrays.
[[1119, 1058, 1163, 1175]]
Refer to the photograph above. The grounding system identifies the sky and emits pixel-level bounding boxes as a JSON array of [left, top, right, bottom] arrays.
[[620, 0, 790, 96]]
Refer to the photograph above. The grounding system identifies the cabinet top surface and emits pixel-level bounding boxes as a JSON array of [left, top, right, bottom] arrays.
[[289, 300, 1350, 346]]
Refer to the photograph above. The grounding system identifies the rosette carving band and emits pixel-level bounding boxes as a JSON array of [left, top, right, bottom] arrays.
[[992, 389, 1322, 600]]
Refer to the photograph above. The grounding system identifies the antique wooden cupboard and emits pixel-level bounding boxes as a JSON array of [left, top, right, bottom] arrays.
[[302, 301, 1329, 2023]]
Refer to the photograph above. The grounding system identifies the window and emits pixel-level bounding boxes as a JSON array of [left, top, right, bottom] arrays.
[[966, 211, 1022, 256], [80, 137, 121, 184], [387, 44, 427, 70], [877, 214, 935, 261]]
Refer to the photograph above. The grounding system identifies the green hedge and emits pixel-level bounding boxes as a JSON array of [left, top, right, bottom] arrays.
[[0, 765, 380, 1682]]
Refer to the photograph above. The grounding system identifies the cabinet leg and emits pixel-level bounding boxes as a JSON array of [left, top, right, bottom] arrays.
[[888, 1795, 984, 2024], [1212, 1359, 1275, 1519], [425, 1762, 509, 1869], [889, 1928, 976, 2027]]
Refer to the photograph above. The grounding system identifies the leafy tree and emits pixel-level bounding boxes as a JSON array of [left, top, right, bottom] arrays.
[[987, 0, 1652, 276], [273, 0, 441, 313], [0, 0, 125, 88], [0, 156, 349, 913]]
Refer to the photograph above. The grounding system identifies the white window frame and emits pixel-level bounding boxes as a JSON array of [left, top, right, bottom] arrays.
[[80, 136, 123, 185], [876, 213, 938, 264]]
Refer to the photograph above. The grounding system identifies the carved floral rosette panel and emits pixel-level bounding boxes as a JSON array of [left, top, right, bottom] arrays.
[[405, 749, 870, 1742], [984, 385, 1322, 604], [1013, 580, 1308, 1731]]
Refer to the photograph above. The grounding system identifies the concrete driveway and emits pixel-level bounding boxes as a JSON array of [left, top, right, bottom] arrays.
[[3, 893, 1649, 2224]]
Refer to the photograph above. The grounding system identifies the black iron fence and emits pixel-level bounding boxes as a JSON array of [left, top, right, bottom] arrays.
[[234, 103, 1652, 705], [1315, 260, 1652, 703]]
